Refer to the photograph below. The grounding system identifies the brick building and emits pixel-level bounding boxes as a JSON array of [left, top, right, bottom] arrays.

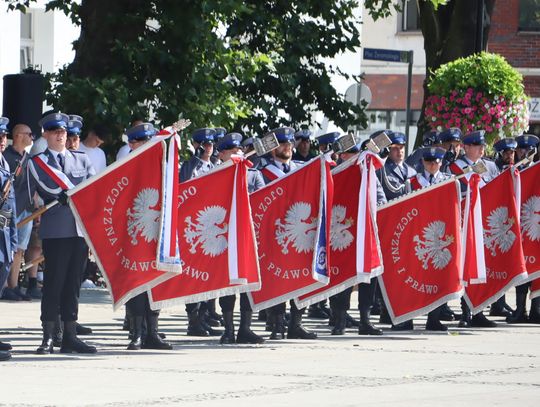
[[360, 0, 540, 145]]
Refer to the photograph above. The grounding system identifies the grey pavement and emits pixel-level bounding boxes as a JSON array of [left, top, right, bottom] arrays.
[[1, 288, 539, 406]]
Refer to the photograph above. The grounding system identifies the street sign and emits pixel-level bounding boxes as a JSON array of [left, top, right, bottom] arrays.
[[528, 97, 540, 122], [345, 83, 372, 108], [363, 48, 411, 63]]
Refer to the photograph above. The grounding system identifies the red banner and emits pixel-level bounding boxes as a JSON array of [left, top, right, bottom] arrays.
[[296, 153, 383, 307], [465, 170, 528, 313], [377, 180, 463, 324], [248, 157, 332, 311], [69, 139, 178, 309], [519, 162, 540, 283], [149, 158, 260, 307]]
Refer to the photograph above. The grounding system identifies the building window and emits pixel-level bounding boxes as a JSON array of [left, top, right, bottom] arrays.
[[519, 0, 540, 31], [399, 0, 420, 32], [20, 12, 34, 69]]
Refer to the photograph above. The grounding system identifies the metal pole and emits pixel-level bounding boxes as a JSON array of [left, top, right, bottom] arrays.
[[476, 0, 485, 52], [405, 50, 413, 157]]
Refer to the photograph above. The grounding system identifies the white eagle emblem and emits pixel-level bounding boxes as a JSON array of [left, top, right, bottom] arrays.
[[484, 206, 516, 256], [126, 188, 160, 245], [330, 205, 354, 252], [521, 195, 540, 242], [184, 206, 228, 257], [275, 202, 318, 254], [413, 221, 454, 270]]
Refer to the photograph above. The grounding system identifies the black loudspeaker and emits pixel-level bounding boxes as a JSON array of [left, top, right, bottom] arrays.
[[2, 73, 44, 138]]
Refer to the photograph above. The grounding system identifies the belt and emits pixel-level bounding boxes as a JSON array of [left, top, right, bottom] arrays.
[[0, 209, 12, 229]]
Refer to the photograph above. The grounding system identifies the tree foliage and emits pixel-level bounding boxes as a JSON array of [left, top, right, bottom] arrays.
[[5, 0, 368, 154]]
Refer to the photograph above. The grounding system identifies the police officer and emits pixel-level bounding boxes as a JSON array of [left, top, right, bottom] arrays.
[[515, 134, 539, 166], [329, 142, 386, 336], [376, 131, 416, 330], [377, 131, 416, 201], [123, 123, 173, 351], [210, 127, 227, 165], [405, 129, 440, 173], [316, 132, 340, 167], [260, 127, 317, 340], [507, 134, 540, 324], [216, 133, 265, 344], [493, 137, 517, 171], [180, 128, 217, 182], [180, 128, 222, 337], [292, 129, 317, 162], [66, 117, 83, 151], [409, 147, 453, 331], [450, 130, 500, 328], [438, 127, 463, 171], [28, 112, 96, 354]]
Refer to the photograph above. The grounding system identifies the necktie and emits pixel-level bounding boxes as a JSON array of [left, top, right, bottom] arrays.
[[57, 154, 65, 170], [429, 174, 434, 185], [283, 163, 290, 173]]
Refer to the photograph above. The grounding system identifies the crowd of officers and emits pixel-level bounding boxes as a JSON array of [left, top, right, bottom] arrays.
[[0, 111, 539, 361]]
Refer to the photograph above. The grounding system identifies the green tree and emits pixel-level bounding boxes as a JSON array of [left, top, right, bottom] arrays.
[[6, 0, 367, 155]]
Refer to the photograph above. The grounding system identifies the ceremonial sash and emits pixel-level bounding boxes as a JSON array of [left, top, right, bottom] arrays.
[[377, 180, 463, 325], [29, 153, 75, 192], [518, 162, 540, 283], [464, 169, 528, 313], [260, 165, 285, 182], [149, 158, 261, 307], [68, 137, 180, 309], [248, 156, 332, 311], [295, 152, 383, 308]]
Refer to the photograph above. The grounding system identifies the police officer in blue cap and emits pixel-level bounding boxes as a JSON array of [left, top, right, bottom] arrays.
[[180, 128, 223, 337], [405, 129, 441, 173], [376, 131, 416, 202], [493, 137, 518, 171], [66, 118, 83, 151], [215, 132, 265, 344], [180, 128, 216, 182], [515, 134, 539, 167], [210, 127, 227, 164], [292, 129, 317, 162], [259, 127, 316, 340], [328, 142, 386, 336], [123, 122, 173, 351], [449, 130, 501, 328], [28, 112, 97, 354], [316, 131, 340, 166], [437, 127, 463, 170]]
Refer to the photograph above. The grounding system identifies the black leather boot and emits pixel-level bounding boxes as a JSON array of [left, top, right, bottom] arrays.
[[52, 315, 63, 347], [458, 298, 471, 327], [391, 320, 413, 331], [379, 301, 392, 324], [358, 309, 383, 335], [470, 312, 497, 328], [143, 313, 172, 350], [76, 322, 93, 335], [257, 310, 267, 321], [127, 316, 144, 350], [0, 341, 12, 351], [439, 303, 456, 321], [489, 295, 513, 317], [425, 307, 448, 331], [207, 299, 224, 326], [60, 321, 97, 354], [269, 311, 286, 340], [529, 297, 540, 324], [36, 321, 55, 354], [0, 350, 11, 361], [345, 312, 360, 327], [199, 307, 223, 336], [507, 288, 528, 324], [187, 308, 208, 336], [287, 308, 317, 339], [236, 311, 264, 344], [331, 309, 346, 335], [220, 311, 235, 344], [307, 301, 329, 319]]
